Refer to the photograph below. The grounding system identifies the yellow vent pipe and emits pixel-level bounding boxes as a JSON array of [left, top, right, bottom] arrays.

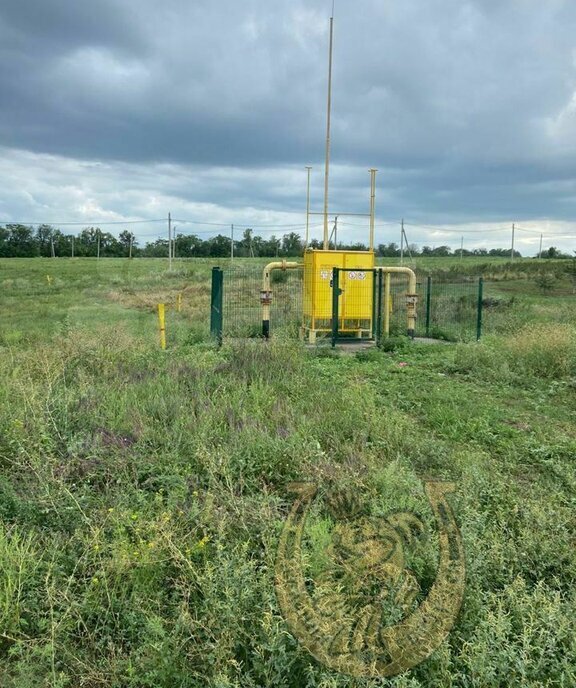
[[261, 261, 302, 339]]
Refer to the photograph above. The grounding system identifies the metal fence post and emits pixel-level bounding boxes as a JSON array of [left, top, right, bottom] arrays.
[[331, 267, 340, 348], [476, 277, 483, 341], [210, 266, 223, 346], [425, 275, 432, 337]]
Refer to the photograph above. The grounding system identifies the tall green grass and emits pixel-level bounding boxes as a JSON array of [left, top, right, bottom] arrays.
[[0, 258, 575, 686]]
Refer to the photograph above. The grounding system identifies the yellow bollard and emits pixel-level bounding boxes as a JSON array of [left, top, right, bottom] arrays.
[[177, 293, 182, 313], [157, 303, 166, 350]]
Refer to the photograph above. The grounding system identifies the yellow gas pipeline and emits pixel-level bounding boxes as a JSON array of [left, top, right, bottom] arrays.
[[261, 260, 301, 338], [375, 266, 417, 338]]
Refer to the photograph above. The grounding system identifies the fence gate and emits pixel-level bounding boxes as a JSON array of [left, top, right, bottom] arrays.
[[329, 267, 377, 346]]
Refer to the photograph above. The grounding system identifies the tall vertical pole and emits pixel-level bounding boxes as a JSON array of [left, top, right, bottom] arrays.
[[460, 236, 464, 261], [323, 14, 334, 250], [383, 272, 391, 338], [511, 223, 515, 262], [50, 237, 55, 259], [129, 235, 133, 259], [305, 166, 312, 248], [71, 235, 74, 258], [538, 233, 543, 259], [97, 230, 100, 260], [476, 277, 484, 341], [369, 168, 377, 252], [400, 219, 404, 265], [425, 275, 432, 337], [168, 212, 172, 270], [376, 269, 383, 344], [331, 267, 340, 348], [230, 224, 234, 262], [210, 267, 224, 347]]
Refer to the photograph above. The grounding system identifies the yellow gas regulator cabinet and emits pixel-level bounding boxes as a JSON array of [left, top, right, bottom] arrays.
[[302, 249, 375, 343]]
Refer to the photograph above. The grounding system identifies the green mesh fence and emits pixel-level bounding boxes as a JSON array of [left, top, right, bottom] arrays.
[[222, 266, 303, 338], [417, 275, 480, 341], [218, 265, 482, 343]]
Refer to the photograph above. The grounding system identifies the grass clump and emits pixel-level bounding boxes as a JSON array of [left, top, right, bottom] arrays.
[[502, 323, 576, 379]]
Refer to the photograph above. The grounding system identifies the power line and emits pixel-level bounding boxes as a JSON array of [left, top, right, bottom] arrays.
[[172, 219, 315, 228], [0, 218, 166, 226], [1, 217, 319, 231], [403, 222, 512, 234]]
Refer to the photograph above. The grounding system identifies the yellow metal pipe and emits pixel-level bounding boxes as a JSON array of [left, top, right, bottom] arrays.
[[261, 260, 301, 339], [383, 272, 391, 337], [375, 266, 417, 338]]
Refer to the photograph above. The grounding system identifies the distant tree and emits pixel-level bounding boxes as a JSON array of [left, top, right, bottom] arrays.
[[207, 234, 231, 257], [77, 227, 100, 256], [431, 246, 452, 257], [377, 242, 399, 257], [0, 226, 10, 257], [5, 224, 36, 257], [35, 224, 57, 256], [238, 229, 253, 257], [282, 232, 303, 256], [541, 246, 570, 259], [118, 230, 137, 257], [176, 233, 207, 257]]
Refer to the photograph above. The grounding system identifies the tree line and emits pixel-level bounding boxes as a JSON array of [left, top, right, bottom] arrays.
[[0, 223, 572, 258]]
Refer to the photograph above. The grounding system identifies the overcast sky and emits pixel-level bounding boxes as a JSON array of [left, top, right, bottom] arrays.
[[1, 0, 576, 253]]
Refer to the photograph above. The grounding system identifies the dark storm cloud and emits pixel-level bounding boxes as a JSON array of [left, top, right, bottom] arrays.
[[1, 0, 576, 232]]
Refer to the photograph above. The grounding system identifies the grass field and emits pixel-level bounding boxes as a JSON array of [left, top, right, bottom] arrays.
[[1, 257, 575, 687]]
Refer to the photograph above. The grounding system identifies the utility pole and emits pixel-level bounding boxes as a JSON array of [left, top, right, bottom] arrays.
[[168, 212, 172, 270], [129, 234, 133, 259], [323, 12, 334, 249], [511, 223, 515, 262], [50, 236, 55, 259], [369, 168, 377, 252], [400, 219, 404, 265], [305, 166, 312, 248], [230, 224, 234, 262], [460, 236, 464, 261], [334, 216, 338, 249], [97, 230, 100, 260], [538, 233, 543, 259]]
